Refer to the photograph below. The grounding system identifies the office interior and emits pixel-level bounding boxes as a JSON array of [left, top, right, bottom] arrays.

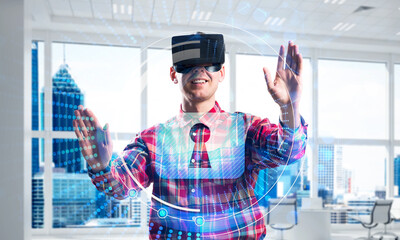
[[1, 0, 400, 239]]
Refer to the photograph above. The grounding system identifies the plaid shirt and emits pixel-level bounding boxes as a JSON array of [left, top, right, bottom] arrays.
[[89, 101, 308, 240]]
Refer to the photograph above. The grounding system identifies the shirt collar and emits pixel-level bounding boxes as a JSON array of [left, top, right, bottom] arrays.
[[177, 101, 223, 128]]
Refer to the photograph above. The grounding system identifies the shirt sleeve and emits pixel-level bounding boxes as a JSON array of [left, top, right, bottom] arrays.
[[88, 134, 153, 200], [245, 113, 308, 170]]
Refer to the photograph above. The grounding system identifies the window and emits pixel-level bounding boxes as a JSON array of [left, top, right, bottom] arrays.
[[52, 43, 141, 133], [395, 147, 400, 197], [236, 54, 312, 133], [395, 64, 400, 140], [318, 60, 388, 139]]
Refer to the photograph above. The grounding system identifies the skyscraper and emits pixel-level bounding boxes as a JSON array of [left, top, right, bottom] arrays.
[[395, 155, 400, 196], [51, 63, 85, 173]]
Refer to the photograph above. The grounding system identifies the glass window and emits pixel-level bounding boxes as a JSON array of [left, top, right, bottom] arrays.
[[51, 138, 145, 228], [395, 64, 400, 140], [147, 49, 181, 127], [52, 43, 141, 133], [32, 138, 44, 229], [318, 145, 386, 202], [32, 41, 44, 131], [318, 60, 388, 139], [395, 147, 400, 197], [236, 54, 312, 131]]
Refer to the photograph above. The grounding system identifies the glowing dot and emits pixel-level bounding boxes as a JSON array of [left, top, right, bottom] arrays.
[[178, 231, 182, 235], [188, 233, 191, 236], [169, 229, 173, 233], [195, 217, 204, 226], [150, 222, 154, 227], [158, 208, 167, 218], [94, 153, 98, 158], [129, 189, 137, 198], [159, 226, 163, 230], [196, 233, 200, 237]]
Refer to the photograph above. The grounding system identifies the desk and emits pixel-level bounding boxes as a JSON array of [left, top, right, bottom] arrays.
[[267, 209, 331, 240]]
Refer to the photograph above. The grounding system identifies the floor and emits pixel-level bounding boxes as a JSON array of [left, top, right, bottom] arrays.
[[32, 224, 400, 240]]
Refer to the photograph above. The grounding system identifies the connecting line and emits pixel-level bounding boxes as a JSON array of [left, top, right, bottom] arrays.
[[119, 150, 200, 213]]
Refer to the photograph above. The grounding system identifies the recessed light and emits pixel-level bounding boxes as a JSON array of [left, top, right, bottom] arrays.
[[332, 22, 343, 31], [198, 11, 204, 20], [205, 12, 212, 21], [191, 10, 197, 20], [264, 16, 272, 25]]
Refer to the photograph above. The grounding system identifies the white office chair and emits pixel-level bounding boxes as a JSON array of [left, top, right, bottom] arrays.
[[371, 198, 400, 240], [350, 200, 397, 240], [267, 198, 297, 240]]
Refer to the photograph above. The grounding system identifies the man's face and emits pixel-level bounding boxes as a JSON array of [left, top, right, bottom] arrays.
[[170, 63, 225, 103]]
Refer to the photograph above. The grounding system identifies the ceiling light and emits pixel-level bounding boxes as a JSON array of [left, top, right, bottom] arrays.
[[338, 0, 346, 5], [205, 11, 212, 21], [120, 4, 125, 14], [191, 10, 197, 20], [396, 32, 400, 36], [128, 5, 132, 15], [338, 23, 349, 31], [332, 22, 343, 31], [331, 0, 338, 4], [344, 23, 355, 31], [270, 17, 280, 26], [113, 4, 118, 14], [264, 16, 272, 25], [198, 11, 204, 20], [277, 18, 286, 26]]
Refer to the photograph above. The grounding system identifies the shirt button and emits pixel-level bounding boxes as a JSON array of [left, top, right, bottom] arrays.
[[191, 159, 196, 163], [191, 189, 195, 193]]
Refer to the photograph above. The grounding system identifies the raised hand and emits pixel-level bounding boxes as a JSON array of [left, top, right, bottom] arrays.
[[73, 106, 113, 173], [263, 41, 303, 109]]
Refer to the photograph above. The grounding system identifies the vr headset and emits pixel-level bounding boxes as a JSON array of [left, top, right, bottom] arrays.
[[172, 32, 225, 73]]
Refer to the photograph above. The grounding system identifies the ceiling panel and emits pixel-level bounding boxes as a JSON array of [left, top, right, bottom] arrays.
[[112, 0, 133, 21], [171, 0, 196, 25], [133, 0, 153, 22], [152, 0, 175, 24], [214, 0, 240, 14], [92, 0, 113, 19], [70, 0, 92, 18], [48, 0, 73, 16]]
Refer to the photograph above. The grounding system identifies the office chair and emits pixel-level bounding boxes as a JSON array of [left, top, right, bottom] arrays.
[[350, 199, 397, 240], [370, 198, 400, 240], [267, 198, 297, 240]]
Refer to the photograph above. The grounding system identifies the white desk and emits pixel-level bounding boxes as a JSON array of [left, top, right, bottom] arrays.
[[267, 209, 331, 240]]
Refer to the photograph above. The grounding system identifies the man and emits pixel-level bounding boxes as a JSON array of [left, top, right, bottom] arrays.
[[73, 32, 307, 239]]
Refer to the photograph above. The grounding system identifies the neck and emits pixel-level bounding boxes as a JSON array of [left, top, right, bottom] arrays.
[[182, 97, 216, 113]]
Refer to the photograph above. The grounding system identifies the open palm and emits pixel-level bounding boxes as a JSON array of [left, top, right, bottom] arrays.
[[73, 106, 113, 173], [263, 41, 303, 109]]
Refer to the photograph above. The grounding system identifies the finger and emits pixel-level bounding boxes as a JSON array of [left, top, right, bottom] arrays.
[[82, 109, 94, 133], [103, 123, 112, 146], [285, 41, 293, 69], [277, 45, 285, 71], [297, 52, 303, 77], [291, 44, 299, 74], [85, 108, 102, 130], [73, 120, 83, 141], [263, 67, 274, 91], [75, 110, 89, 138]]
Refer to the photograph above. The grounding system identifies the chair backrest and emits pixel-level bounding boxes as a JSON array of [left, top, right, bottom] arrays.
[[390, 197, 400, 219], [267, 198, 297, 225], [371, 200, 392, 224]]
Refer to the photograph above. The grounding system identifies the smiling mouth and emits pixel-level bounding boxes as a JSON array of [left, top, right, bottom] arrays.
[[191, 79, 209, 85]]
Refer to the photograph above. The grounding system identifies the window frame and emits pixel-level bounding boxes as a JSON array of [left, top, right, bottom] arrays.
[[31, 31, 400, 234]]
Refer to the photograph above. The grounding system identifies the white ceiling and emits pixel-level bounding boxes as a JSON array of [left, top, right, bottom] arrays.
[[31, 0, 400, 50]]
